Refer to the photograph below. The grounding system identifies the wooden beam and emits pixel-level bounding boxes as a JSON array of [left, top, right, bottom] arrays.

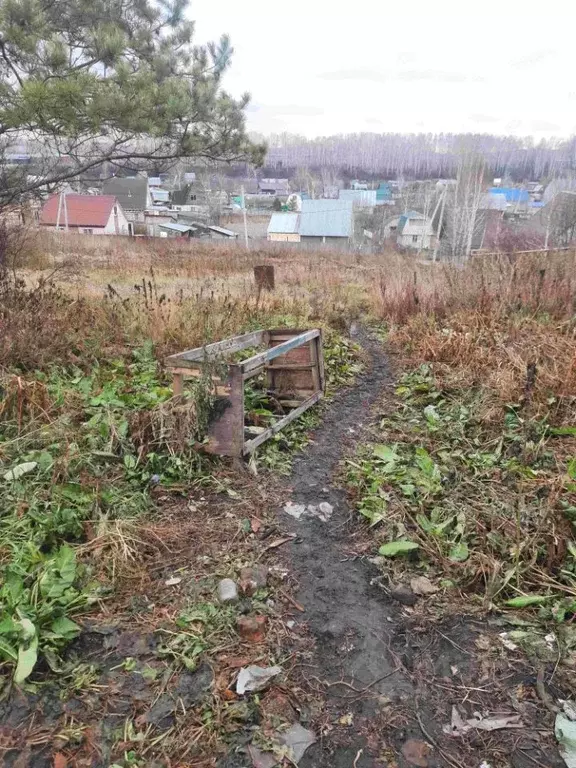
[[243, 391, 323, 454], [165, 329, 265, 365], [267, 363, 316, 371], [240, 329, 320, 374]]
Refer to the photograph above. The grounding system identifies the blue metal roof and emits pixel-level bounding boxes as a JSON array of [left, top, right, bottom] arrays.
[[376, 183, 392, 200], [299, 200, 353, 238], [268, 212, 300, 234], [488, 187, 529, 203]]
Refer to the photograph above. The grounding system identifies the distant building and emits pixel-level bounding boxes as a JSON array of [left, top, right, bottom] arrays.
[[259, 178, 290, 196], [376, 183, 392, 203], [102, 177, 151, 222], [162, 220, 239, 240], [267, 213, 301, 243], [39, 194, 129, 235], [488, 187, 529, 205], [395, 211, 436, 250], [339, 189, 377, 207], [350, 180, 368, 190], [299, 199, 353, 248]]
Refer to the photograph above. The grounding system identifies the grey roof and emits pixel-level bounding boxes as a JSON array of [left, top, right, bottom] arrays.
[[148, 177, 162, 186], [207, 225, 238, 237], [339, 189, 377, 206], [480, 192, 507, 211], [268, 212, 300, 234], [299, 200, 353, 238], [102, 177, 149, 210], [159, 222, 196, 233]]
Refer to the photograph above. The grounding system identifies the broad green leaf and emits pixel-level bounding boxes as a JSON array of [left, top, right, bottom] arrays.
[[0, 638, 17, 661], [568, 458, 576, 481], [51, 616, 81, 639], [449, 542, 469, 562], [55, 546, 76, 585], [378, 540, 420, 557], [3, 462, 38, 481], [373, 445, 398, 463], [14, 636, 38, 684], [504, 594, 550, 608], [0, 616, 17, 635], [568, 541, 576, 560]]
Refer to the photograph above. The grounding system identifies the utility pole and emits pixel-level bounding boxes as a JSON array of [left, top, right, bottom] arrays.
[[241, 185, 249, 250], [433, 186, 447, 263]]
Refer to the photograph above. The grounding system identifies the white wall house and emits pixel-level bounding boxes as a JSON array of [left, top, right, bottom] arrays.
[[39, 194, 130, 235]]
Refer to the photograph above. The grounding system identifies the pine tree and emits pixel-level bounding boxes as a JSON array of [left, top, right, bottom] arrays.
[[0, 0, 265, 206]]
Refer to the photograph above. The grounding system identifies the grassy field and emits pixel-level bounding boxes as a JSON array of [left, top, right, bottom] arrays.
[[1, 232, 575, 765]]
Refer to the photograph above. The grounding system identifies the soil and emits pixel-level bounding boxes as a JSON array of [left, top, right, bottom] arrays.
[[0, 330, 567, 768], [276, 329, 565, 768]]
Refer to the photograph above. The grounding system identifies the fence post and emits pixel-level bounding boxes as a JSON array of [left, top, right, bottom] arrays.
[[254, 265, 275, 291]]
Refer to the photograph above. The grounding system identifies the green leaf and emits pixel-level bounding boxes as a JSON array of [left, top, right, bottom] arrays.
[[551, 426, 576, 437], [0, 638, 18, 662], [504, 594, 550, 608], [3, 462, 38, 481], [378, 540, 420, 557], [51, 616, 81, 639], [449, 542, 469, 562], [373, 445, 398, 464], [14, 636, 38, 684], [568, 457, 576, 481]]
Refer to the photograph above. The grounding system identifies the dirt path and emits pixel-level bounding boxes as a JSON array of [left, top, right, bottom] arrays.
[[279, 332, 564, 768]]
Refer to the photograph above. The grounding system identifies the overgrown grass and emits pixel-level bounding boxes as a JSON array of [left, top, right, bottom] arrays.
[[349, 251, 576, 630], [0, 250, 364, 683]]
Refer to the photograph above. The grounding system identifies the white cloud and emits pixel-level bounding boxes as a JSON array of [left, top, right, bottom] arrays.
[[192, 0, 575, 138]]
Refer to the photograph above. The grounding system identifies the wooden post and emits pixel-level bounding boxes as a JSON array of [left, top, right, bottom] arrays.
[[254, 265, 275, 291], [172, 372, 184, 396]]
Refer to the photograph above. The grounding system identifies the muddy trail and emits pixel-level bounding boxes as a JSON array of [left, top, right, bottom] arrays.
[[278, 332, 564, 768]]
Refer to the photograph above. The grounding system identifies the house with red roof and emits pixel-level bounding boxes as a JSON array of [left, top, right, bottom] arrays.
[[39, 194, 130, 235]]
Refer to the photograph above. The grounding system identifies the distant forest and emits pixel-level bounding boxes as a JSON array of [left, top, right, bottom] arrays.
[[250, 132, 576, 181]]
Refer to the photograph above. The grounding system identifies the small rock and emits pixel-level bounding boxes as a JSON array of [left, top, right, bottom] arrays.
[[317, 502, 334, 521], [368, 556, 385, 567], [217, 578, 238, 604], [284, 502, 307, 519], [401, 738, 431, 767], [390, 584, 418, 606], [279, 723, 316, 763], [239, 565, 268, 596], [410, 576, 438, 596], [286, 620, 295, 629], [237, 615, 267, 643], [236, 664, 282, 694], [165, 576, 182, 587]]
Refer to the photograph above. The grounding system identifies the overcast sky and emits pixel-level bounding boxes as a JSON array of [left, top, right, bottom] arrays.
[[193, 0, 575, 139]]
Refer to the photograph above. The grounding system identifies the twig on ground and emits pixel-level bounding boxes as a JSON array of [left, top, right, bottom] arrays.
[[415, 710, 465, 768], [353, 748, 363, 767]]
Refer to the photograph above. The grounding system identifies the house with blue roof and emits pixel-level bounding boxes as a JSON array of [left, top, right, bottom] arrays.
[[488, 187, 529, 204]]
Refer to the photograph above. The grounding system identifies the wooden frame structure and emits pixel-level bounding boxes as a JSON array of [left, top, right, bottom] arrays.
[[165, 329, 324, 457]]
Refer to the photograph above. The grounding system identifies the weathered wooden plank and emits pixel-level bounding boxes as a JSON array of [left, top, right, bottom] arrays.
[[243, 391, 323, 454], [165, 330, 265, 365], [267, 363, 315, 371], [240, 330, 320, 373], [242, 365, 265, 381], [204, 367, 244, 457]]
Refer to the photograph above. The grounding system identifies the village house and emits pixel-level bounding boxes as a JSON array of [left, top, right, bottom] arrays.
[[266, 200, 353, 248], [298, 199, 353, 249], [267, 212, 301, 242], [386, 210, 436, 250], [39, 194, 129, 235], [102, 177, 151, 223]]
